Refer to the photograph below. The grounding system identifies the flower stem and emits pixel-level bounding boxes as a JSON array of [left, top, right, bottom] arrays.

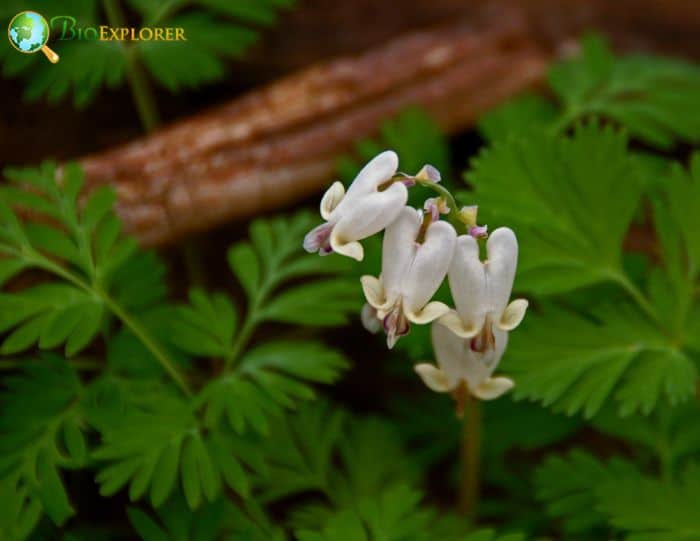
[[458, 395, 482, 517], [416, 180, 468, 235]]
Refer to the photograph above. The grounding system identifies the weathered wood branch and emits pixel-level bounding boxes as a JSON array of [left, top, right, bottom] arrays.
[[80, 15, 547, 245], [77, 0, 700, 246]]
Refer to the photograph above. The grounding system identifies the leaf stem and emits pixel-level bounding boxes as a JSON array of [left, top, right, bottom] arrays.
[[102, 294, 192, 395], [225, 275, 277, 370], [609, 270, 659, 324], [22, 249, 192, 396], [458, 395, 481, 517], [225, 314, 256, 369], [102, 0, 161, 132]]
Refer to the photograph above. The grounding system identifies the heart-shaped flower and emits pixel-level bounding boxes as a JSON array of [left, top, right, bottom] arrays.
[[303, 151, 408, 261], [361, 206, 456, 348]]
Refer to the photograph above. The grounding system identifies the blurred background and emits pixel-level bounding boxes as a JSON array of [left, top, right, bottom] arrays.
[[2, 0, 700, 539]]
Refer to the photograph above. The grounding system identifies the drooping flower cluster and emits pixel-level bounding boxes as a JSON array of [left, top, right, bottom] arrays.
[[304, 151, 527, 410]]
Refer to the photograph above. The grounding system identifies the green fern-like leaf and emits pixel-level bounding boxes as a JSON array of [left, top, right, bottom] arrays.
[[199, 342, 348, 435], [228, 212, 359, 328], [1, 162, 188, 392], [505, 303, 696, 418], [477, 94, 558, 143], [294, 485, 434, 541], [464, 122, 643, 295], [535, 449, 639, 536], [0, 284, 103, 356], [549, 34, 700, 149], [478, 35, 700, 149], [0, 356, 88, 533], [127, 494, 284, 541], [90, 378, 265, 509], [170, 289, 237, 360], [596, 465, 700, 541]]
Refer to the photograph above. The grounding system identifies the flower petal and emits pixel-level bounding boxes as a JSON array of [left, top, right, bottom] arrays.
[[343, 150, 398, 200], [321, 181, 345, 220], [330, 234, 364, 261], [360, 275, 387, 309], [431, 322, 469, 390], [332, 183, 408, 251], [414, 363, 452, 392], [437, 310, 480, 338], [380, 206, 421, 299], [447, 235, 487, 331], [499, 299, 528, 331], [303, 222, 333, 254], [485, 227, 518, 318], [472, 376, 514, 400], [402, 220, 456, 314], [361, 303, 382, 334], [432, 322, 509, 394], [406, 300, 450, 324]]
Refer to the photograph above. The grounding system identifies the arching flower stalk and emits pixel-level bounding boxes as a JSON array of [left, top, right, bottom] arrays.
[[361, 207, 456, 348], [415, 228, 528, 411]]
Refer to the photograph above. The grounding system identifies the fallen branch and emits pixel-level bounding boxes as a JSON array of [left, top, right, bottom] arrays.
[[79, 16, 547, 245]]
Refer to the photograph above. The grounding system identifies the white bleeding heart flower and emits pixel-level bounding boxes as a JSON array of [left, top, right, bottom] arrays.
[[414, 227, 527, 406], [303, 150, 408, 261], [361, 206, 457, 348], [439, 227, 528, 340], [415, 322, 514, 409], [360, 303, 382, 334]]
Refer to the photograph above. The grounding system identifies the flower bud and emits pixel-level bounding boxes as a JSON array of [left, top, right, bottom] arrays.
[[458, 205, 479, 227], [415, 164, 441, 183]]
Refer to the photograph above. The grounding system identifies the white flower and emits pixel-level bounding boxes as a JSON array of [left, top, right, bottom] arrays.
[[303, 151, 408, 261], [439, 227, 528, 339], [361, 206, 456, 348], [415, 322, 515, 402], [414, 227, 528, 402]]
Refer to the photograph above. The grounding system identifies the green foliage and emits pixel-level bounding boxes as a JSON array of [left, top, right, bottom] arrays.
[[199, 342, 348, 435], [549, 35, 700, 148], [0, 162, 358, 536], [295, 484, 524, 541], [0, 162, 185, 390], [127, 495, 284, 541], [466, 123, 700, 419], [1, 0, 295, 107], [90, 378, 263, 509], [478, 94, 558, 143], [596, 466, 700, 541], [466, 122, 643, 295], [504, 302, 696, 418], [479, 34, 700, 149], [535, 450, 639, 535], [171, 289, 237, 359], [227, 212, 359, 328], [0, 356, 87, 537], [536, 449, 700, 541], [294, 485, 435, 541]]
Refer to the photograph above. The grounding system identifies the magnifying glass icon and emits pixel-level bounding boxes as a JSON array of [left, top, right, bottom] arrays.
[[8, 11, 60, 64]]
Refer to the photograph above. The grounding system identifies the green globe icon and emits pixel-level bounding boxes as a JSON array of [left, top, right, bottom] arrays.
[[8, 11, 59, 63]]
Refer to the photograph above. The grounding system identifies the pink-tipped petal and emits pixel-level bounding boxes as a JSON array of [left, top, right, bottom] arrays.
[[303, 222, 333, 254]]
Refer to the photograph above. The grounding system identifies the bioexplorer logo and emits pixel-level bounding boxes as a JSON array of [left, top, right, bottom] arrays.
[[8, 11, 59, 63], [7, 10, 187, 64]]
